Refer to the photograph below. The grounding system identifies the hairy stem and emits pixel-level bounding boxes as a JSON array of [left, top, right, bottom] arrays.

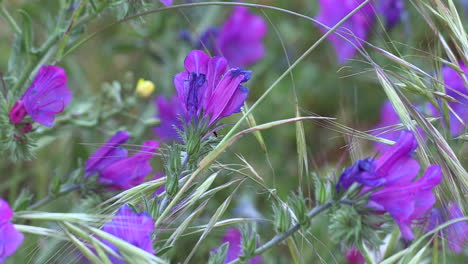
[[227, 201, 334, 264]]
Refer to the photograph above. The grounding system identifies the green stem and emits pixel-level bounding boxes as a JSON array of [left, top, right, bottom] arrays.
[[0, 4, 21, 34], [28, 184, 82, 210], [227, 201, 333, 264]]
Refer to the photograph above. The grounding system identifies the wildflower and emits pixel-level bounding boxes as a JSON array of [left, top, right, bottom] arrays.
[[315, 0, 374, 64], [371, 100, 426, 153], [0, 199, 24, 263], [99, 140, 159, 190], [215, 7, 268, 67], [217, 228, 262, 264], [174, 50, 251, 125], [344, 247, 365, 264], [85, 131, 131, 176], [337, 131, 442, 240], [9, 65, 72, 128], [153, 95, 187, 142], [377, 0, 405, 28], [135, 78, 155, 98], [432, 63, 468, 136], [101, 205, 154, 264], [427, 202, 468, 253], [159, 0, 172, 6]]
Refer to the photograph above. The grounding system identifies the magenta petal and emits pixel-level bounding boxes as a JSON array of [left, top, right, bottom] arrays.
[[218, 86, 249, 119], [85, 131, 131, 176], [22, 65, 72, 127], [447, 202, 468, 253], [375, 131, 417, 176], [0, 223, 24, 257], [221, 228, 262, 264], [206, 70, 247, 123], [441, 63, 468, 136], [0, 199, 13, 223], [204, 56, 228, 109], [217, 6, 268, 67], [315, 0, 374, 64], [154, 95, 186, 142], [159, 0, 172, 6], [102, 205, 154, 264], [99, 141, 158, 190], [184, 50, 210, 75]]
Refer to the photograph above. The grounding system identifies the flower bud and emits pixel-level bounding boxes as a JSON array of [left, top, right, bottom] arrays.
[[135, 78, 155, 98], [273, 203, 291, 233]]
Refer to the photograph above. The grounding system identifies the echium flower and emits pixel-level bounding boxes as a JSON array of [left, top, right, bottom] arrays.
[[174, 50, 251, 125], [315, 0, 374, 64], [9, 65, 72, 132], [85, 131, 159, 190], [427, 202, 468, 253], [159, 0, 173, 6], [215, 6, 268, 68], [215, 228, 262, 264], [371, 100, 426, 153], [337, 131, 442, 240], [153, 95, 188, 142], [0, 199, 24, 263], [377, 0, 405, 28], [431, 63, 468, 136], [101, 205, 155, 264]]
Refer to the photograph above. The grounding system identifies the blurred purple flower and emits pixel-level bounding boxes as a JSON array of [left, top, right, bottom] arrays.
[[215, 7, 268, 67], [378, 0, 405, 28], [9, 65, 72, 128], [427, 202, 468, 253], [159, 0, 173, 6], [344, 247, 365, 264], [315, 0, 374, 64], [337, 131, 442, 240], [432, 63, 468, 136], [0, 199, 24, 263], [197, 27, 220, 52], [154, 95, 187, 142], [100, 140, 159, 190], [218, 228, 261, 264], [101, 205, 154, 264], [174, 50, 251, 125], [85, 131, 131, 176], [371, 100, 427, 153]]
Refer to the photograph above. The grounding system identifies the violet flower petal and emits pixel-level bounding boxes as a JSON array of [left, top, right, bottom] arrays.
[[85, 131, 131, 176], [21, 65, 72, 127]]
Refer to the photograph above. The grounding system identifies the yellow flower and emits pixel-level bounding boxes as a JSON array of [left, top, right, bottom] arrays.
[[135, 78, 155, 98]]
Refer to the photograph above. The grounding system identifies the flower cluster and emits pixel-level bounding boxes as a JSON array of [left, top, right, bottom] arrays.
[[85, 131, 159, 190], [337, 131, 442, 240], [0, 199, 23, 264], [101, 205, 155, 264], [9, 65, 72, 133]]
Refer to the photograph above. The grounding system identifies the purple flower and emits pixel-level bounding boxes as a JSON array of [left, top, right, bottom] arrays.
[[315, 0, 374, 64], [427, 202, 468, 253], [159, 0, 172, 6], [101, 205, 154, 264], [99, 140, 159, 190], [432, 63, 468, 136], [371, 100, 427, 153], [218, 228, 261, 264], [378, 0, 405, 28], [344, 247, 364, 264], [337, 131, 442, 240], [174, 50, 250, 125], [9, 65, 72, 128], [216, 7, 268, 67], [153, 95, 187, 142], [0, 199, 24, 263], [85, 131, 131, 176]]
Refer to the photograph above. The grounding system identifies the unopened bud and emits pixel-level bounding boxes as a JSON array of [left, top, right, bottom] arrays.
[[135, 78, 155, 98]]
